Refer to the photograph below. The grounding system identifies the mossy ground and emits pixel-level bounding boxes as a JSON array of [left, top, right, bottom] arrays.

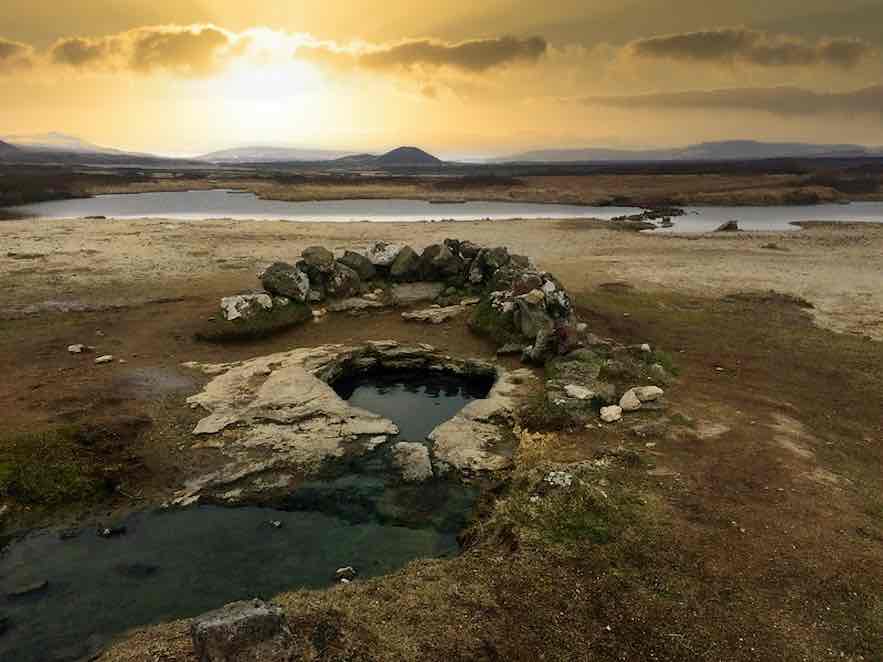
[[0, 426, 112, 508]]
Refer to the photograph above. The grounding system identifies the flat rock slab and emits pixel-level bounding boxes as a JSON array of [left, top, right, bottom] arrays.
[[391, 282, 445, 306], [327, 297, 388, 314], [392, 442, 434, 482], [402, 305, 466, 324], [429, 368, 537, 475], [179, 342, 523, 503]]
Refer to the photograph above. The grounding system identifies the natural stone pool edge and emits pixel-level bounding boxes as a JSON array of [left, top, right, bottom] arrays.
[[174, 341, 537, 506]]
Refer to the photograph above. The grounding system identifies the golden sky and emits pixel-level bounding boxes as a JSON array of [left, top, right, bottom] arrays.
[[1, 0, 882, 156]]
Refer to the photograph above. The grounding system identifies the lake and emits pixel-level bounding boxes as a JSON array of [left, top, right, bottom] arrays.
[[5, 189, 883, 232], [3, 189, 640, 223]]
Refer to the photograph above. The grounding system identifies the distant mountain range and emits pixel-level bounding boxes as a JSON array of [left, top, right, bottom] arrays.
[[196, 146, 358, 163], [1, 134, 882, 168], [0, 140, 19, 155], [496, 140, 883, 163], [197, 145, 443, 166]]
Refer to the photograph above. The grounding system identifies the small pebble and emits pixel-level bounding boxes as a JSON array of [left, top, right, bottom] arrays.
[[94, 355, 114, 365]]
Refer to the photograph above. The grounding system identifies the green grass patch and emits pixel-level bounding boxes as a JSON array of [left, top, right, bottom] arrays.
[[484, 472, 652, 552], [519, 393, 583, 432], [195, 302, 312, 342], [0, 427, 111, 506]]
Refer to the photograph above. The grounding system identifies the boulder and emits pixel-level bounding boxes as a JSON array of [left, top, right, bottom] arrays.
[[600, 405, 623, 423], [367, 242, 403, 267], [301, 246, 335, 273], [324, 263, 361, 299], [634, 386, 665, 402], [458, 240, 481, 259], [391, 282, 445, 306], [190, 599, 293, 662], [419, 244, 463, 282], [483, 246, 511, 272], [715, 220, 739, 232], [541, 275, 573, 319], [338, 251, 376, 280], [220, 294, 274, 321], [390, 246, 421, 282], [524, 324, 555, 363], [260, 263, 310, 302], [619, 389, 642, 412], [564, 384, 594, 401], [467, 247, 511, 285], [391, 442, 434, 482], [514, 291, 552, 340], [512, 272, 544, 296]]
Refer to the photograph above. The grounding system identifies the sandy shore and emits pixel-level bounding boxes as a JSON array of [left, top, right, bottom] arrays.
[[2, 216, 881, 339]]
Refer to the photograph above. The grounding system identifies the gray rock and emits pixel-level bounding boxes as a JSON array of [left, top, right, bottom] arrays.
[[68, 344, 86, 354], [338, 251, 376, 280], [564, 384, 594, 400], [600, 405, 623, 423], [419, 243, 463, 281], [367, 241, 403, 267], [524, 324, 555, 363], [260, 263, 311, 302], [402, 305, 465, 324], [514, 292, 552, 340], [324, 263, 361, 299], [335, 566, 357, 581], [391, 442, 434, 482], [94, 355, 115, 365], [634, 386, 664, 402], [190, 599, 292, 662], [390, 246, 421, 282], [496, 342, 524, 356], [620, 389, 642, 412], [459, 240, 481, 259], [220, 294, 274, 321], [301, 246, 335, 272], [715, 220, 739, 232], [327, 297, 387, 314], [391, 282, 445, 306]]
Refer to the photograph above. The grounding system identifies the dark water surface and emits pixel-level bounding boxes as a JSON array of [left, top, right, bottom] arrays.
[[0, 371, 489, 662], [333, 370, 494, 440]]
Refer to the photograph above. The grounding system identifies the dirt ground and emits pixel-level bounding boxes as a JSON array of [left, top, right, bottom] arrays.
[[1, 213, 882, 660]]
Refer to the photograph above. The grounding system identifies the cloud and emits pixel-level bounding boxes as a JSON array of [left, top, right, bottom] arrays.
[[303, 35, 547, 74], [50, 25, 238, 76], [581, 85, 883, 116], [628, 28, 873, 68], [0, 37, 34, 71]]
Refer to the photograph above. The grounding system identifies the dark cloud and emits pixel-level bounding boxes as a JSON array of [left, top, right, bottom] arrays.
[[128, 26, 232, 75], [361, 36, 547, 72], [49, 26, 235, 76], [582, 85, 883, 116], [50, 36, 119, 67], [305, 35, 547, 74], [0, 37, 34, 70], [629, 28, 873, 68]]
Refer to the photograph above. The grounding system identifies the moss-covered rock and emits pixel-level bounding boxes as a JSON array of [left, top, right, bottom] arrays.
[[196, 300, 312, 342]]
